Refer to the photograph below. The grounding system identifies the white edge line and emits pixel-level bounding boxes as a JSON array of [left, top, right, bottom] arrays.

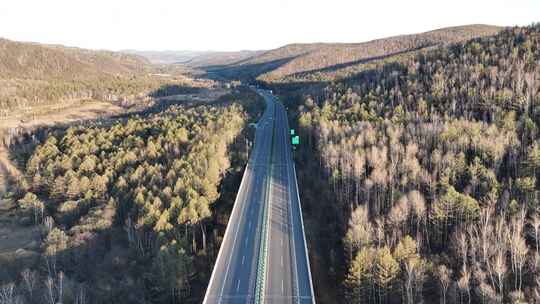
[[292, 163, 316, 304], [203, 160, 250, 304]]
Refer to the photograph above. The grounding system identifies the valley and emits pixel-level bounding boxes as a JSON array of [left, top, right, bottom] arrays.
[[1, 15, 540, 304]]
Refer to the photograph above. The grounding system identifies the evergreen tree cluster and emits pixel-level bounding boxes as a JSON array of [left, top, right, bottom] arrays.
[[12, 96, 257, 303]]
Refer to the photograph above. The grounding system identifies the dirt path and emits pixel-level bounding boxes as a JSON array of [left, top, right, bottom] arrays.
[[0, 162, 5, 195], [0, 148, 21, 194]]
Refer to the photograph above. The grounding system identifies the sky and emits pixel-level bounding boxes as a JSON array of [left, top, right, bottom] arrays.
[[0, 0, 538, 52]]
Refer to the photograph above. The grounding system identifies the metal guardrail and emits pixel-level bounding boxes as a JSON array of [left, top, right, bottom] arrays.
[[254, 101, 275, 304]]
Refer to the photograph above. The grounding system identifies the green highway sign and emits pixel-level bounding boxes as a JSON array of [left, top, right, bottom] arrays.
[[292, 135, 300, 145], [290, 129, 295, 135]]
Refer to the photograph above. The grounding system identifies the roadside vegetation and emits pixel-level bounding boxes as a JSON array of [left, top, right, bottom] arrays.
[[268, 24, 540, 303]]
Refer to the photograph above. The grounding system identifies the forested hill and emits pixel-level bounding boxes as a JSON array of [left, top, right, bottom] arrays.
[[289, 24, 540, 303], [208, 24, 502, 82], [0, 38, 194, 115], [0, 38, 150, 79]]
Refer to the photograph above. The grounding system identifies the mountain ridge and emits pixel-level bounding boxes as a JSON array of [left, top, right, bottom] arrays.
[[0, 37, 151, 80], [204, 24, 504, 82]]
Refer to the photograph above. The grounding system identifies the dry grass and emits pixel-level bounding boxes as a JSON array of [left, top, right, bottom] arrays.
[[159, 87, 228, 103], [1, 99, 125, 129], [0, 192, 41, 277]]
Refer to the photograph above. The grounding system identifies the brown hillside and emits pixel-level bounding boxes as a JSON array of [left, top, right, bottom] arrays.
[[0, 38, 150, 80], [212, 24, 503, 82]]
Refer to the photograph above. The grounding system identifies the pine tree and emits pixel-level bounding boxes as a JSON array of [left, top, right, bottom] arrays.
[[374, 246, 399, 301]]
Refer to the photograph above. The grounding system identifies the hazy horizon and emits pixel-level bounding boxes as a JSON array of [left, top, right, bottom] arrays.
[[0, 0, 538, 52]]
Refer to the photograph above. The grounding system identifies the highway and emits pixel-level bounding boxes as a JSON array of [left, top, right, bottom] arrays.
[[203, 89, 315, 304], [263, 91, 315, 304]]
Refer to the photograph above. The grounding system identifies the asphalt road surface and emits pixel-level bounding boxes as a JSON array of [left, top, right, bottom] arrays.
[[264, 92, 314, 304], [203, 90, 314, 304]]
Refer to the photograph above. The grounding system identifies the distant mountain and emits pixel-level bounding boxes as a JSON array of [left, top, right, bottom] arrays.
[[123, 49, 263, 66], [0, 38, 188, 113], [207, 24, 503, 82], [0, 38, 151, 80], [184, 50, 265, 68], [121, 50, 210, 64]]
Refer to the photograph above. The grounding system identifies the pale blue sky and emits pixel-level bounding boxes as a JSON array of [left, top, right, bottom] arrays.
[[0, 0, 537, 51]]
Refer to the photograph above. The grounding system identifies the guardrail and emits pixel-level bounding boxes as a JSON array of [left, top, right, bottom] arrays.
[[282, 98, 316, 304], [254, 98, 275, 304]]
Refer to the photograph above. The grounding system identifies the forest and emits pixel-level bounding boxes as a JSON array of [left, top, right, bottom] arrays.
[[281, 24, 540, 303], [2, 19, 540, 304], [1, 88, 264, 303]]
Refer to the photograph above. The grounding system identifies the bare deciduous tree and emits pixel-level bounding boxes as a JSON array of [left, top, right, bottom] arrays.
[[21, 269, 37, 299], [437, 265, 452, 304], [457, 265, 471, 304]]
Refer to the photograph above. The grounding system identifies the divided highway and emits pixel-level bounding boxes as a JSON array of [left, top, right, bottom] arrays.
[[203, 90, 315, 304]]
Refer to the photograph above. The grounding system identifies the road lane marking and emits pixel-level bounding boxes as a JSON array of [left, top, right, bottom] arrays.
[[282, 279, 284, 294], [236, 279, 241, 292], [281, 255, 284, 267], [213, 149, 255, 303], [242, 255, 245, 265]]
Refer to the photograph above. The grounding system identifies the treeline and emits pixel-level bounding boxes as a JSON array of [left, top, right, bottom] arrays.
[[0, 76, 198, 116], [291, 25, 540, 303], [4, 89, 263, 303], [150, 84, 202, 97]]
